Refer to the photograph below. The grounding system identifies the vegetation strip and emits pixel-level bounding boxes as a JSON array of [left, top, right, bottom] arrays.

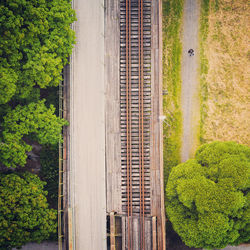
[[0, 0, 76, 248], [162, 0, 184, 182]]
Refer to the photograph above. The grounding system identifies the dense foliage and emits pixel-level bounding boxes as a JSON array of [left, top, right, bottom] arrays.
[[0, 0, 75, 247], [0, 100, 67, 168], [166, 141, 250, 249], [0, 0, 75, 168], [40, 145, 58, 209], [0, 0, 76, 102], [0, 172, 57, 249]]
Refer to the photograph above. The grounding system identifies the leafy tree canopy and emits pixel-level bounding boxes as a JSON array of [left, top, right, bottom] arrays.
[[166, 141, 250, 249], [0, 172, 57, 249], [0, 100, 67, 167], [0, 0, 76, 102], [0, 66, 17, 104]]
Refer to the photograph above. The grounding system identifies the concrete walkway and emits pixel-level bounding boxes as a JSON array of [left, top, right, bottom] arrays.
[[222, 246, 250, 250], [202, 245, 250, 250], [181, 0, 200, 162], [70, 0, 106, 249]]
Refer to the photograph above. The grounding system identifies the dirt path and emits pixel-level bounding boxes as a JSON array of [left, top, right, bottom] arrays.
[[181, 0, 200, 162]]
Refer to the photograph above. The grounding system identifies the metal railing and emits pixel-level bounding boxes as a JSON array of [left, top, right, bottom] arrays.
[[58, 81, 64, 250]]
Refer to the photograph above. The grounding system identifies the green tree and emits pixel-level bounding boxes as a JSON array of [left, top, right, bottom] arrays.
[[166, 141, 250, 249], [0, 0, 76, 102], [0, 172, 57, 249], [0, 100, 67, 167]]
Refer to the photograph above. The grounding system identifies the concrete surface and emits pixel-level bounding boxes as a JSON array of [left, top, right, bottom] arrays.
[[221, 246, 250, 250], [181, 0, 200, 162], [12, 242, 58, 250], [70, 0, 106, 249], [202, 245, 250, 250]]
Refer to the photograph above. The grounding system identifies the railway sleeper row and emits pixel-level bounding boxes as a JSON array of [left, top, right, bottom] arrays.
[[120, 0, 152, 227]]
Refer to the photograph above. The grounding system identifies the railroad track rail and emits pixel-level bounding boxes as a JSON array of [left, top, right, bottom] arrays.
[[120, 0, 151, 249]]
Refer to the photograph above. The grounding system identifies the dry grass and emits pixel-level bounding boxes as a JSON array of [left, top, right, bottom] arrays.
[[202, 0, 250, 145]]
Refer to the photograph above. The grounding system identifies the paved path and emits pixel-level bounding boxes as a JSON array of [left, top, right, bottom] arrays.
[[202, 245, 250, 250], [222, 245, 250, 250], [181, 0, 200, 162], [70, 0, 106, 249]]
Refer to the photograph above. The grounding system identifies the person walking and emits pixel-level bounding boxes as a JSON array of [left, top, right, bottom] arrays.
[[188, 48, 194, 56]]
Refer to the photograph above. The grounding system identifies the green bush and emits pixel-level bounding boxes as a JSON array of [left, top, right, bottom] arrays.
[[166, 141, 250, 249], [0, 172, 57, 249]]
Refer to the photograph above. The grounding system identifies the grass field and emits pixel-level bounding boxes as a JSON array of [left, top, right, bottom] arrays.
[[162, 0, 184, 182], [200, 0, 250, 146]]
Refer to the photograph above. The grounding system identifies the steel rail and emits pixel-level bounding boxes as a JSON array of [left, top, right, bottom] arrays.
[[126, 0, 133, 249], [141, 0, 145, 247], [129, 0, 133, 247], [138, 0, 145, 248], [138, 0, 142, 246]]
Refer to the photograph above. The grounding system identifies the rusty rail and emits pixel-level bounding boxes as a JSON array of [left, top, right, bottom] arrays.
[[125, 0, 132, 249], [138, 0, 145, 248]]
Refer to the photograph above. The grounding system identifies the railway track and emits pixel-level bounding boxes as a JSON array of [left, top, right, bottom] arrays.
[[120, 0, 151, 249]]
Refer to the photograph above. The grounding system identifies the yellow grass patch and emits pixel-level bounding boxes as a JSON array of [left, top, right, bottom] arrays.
[[203, 0, 250, 145]]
